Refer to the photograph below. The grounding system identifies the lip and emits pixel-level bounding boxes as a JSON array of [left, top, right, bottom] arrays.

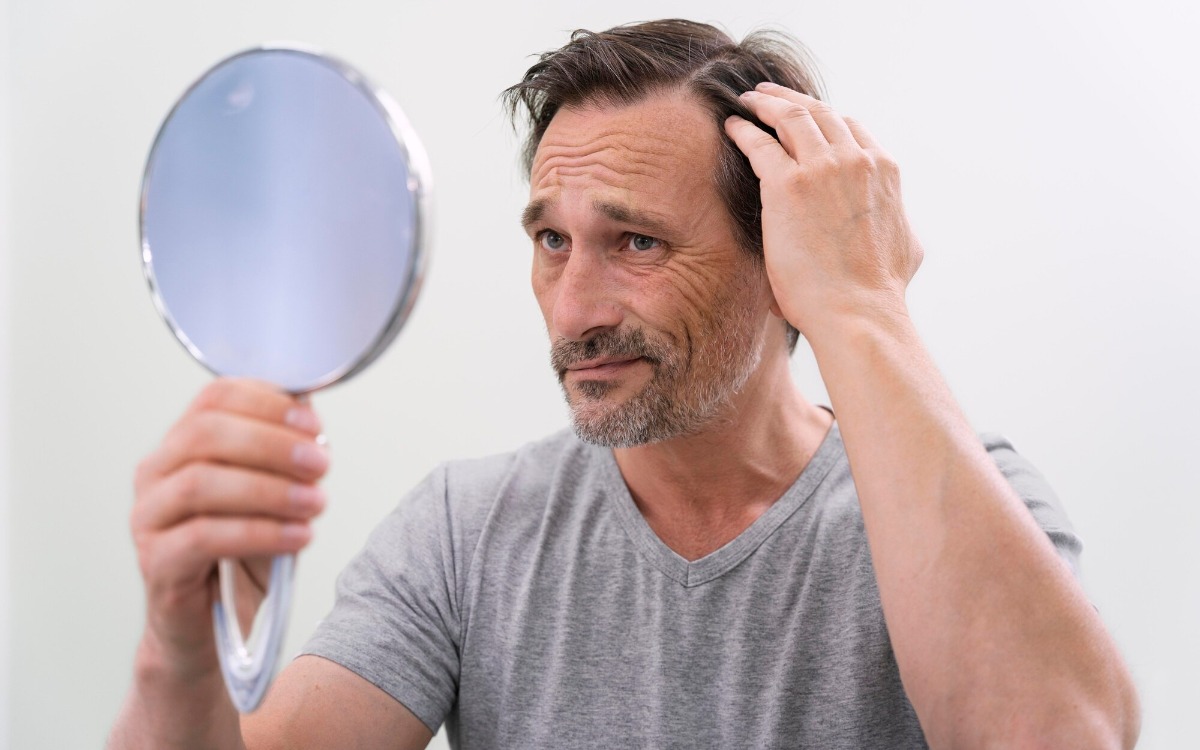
[[565, 357, 643, 377]]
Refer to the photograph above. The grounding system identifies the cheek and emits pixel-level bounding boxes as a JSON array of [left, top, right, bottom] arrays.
[[649, 262, 726, 316], [530, 262, 557, 321]]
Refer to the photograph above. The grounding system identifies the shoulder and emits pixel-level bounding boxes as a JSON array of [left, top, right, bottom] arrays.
[[978, 432, 1071, 528], [437, 427, 596, 510], [978, 431, 1083, 573], [393, 428, 602, 549]]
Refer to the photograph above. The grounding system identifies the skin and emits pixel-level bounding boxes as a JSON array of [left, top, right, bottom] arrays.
[[108, 85, 1140, 749]]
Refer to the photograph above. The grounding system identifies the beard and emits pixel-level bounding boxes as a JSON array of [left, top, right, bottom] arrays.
[[550, 277, 763, 448]]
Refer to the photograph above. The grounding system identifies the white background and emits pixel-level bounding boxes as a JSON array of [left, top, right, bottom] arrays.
[[2, 0, 1197, 747]]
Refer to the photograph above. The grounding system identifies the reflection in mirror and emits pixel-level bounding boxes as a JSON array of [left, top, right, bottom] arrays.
[[139, 45, 430, 712]]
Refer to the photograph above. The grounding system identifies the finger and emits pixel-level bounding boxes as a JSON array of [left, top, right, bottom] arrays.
[[754, 82, 859, 150], [232, 556, 272, 635], [146, 516, 313, 588], [148, 409, 330, 483], [134, 461, 327, 532], [237, 556, 273, 596], [843, 115, 883, 151], [186, 378, 324, 437], [724, 115, 792, 181], [739, 90, 830, 159]]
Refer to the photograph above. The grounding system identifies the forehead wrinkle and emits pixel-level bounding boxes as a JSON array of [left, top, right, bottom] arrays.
[[531, 119, 695, 174], [539, 125, 686, 159]]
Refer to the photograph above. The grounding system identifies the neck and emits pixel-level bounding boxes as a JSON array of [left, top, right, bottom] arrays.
[[612, 350, 834, 560]]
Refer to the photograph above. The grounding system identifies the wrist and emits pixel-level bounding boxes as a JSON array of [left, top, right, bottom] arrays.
[[114, 631, 242, 750], [800, 296, 916, 357], [134, 623, 222, 689]]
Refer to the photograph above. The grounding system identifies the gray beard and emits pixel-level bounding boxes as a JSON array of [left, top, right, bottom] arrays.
[[552, 295, 762, 449]]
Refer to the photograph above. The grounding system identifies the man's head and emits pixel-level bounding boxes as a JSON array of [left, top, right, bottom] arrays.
[[504, 20, 824, 447]]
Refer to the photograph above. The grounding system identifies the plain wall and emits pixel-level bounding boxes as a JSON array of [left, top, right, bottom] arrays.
[[0, 0, 12, 746], [4, 0, 1198, 747]]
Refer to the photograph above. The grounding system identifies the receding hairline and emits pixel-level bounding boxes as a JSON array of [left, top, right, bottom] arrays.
[[520, 84, 725, 191]]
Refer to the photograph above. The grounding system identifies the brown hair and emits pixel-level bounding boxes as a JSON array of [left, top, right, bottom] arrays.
[[502, 18, 826, 353]]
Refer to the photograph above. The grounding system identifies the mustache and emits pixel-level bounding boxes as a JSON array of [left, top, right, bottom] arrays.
[[550, 327, 665, 378]]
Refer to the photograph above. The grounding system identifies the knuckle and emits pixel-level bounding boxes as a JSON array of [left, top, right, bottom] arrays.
[[174, 464, 208, 510], [752, 131, 777, 150], [846, 151, 877, 175], [781, 165, 817, 191], [912, 244, 926, 268], [133, 533, 157, 578], [779, 103, 812, 122], [176, 414, 218, 458], [175, 519, 206, 555], [192, 379, 230, 412]]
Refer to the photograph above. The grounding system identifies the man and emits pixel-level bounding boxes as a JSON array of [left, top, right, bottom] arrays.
[[109, 19, 1139, 749]]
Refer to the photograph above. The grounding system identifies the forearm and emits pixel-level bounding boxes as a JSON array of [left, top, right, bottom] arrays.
[[107, 634, 246, 750], [808, 311, 1138, 748]]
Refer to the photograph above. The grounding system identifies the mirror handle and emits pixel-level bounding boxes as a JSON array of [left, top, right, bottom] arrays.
[[212, 554, 295, 712]]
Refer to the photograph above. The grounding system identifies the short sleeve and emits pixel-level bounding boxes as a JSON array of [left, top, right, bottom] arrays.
[[981, 433, 1084, 578], [301, 465, 460, 733]]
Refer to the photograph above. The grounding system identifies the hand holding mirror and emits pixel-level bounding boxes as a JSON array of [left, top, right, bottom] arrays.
[[139, 45, 430, 712]]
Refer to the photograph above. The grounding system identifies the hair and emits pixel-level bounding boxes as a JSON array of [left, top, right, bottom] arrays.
[[502, 18, 827, 354]]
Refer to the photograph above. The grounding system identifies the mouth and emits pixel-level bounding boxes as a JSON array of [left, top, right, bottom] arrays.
[[563, 356, 645, 379]]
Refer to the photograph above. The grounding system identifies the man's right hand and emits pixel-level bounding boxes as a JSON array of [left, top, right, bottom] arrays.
[[110, 378, 329, 749]]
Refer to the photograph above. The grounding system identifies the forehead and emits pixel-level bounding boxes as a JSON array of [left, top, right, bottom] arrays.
[[529, 90, 720, 211]]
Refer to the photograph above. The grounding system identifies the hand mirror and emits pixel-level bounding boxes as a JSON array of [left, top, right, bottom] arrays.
[[139, 45, 430, 712]]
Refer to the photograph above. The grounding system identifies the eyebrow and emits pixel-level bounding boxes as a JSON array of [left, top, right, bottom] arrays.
[[520, 198, 675, 238], [520, 198, 550, 230]]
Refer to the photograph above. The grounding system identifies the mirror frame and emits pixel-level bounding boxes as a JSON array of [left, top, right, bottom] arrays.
[[137, 43, 433, 712]]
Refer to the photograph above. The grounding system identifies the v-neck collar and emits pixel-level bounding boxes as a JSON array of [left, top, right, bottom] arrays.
[[598, 421, 843, 588]]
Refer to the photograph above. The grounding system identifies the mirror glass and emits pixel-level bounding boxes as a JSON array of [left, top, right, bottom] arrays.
[[142, 46, 428, 393], [139, 45, 430, 711]]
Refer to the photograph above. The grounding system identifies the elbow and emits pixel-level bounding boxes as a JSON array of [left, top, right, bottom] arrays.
[[1007, 698, 1140, 750], [927, 676, 1141, 750]]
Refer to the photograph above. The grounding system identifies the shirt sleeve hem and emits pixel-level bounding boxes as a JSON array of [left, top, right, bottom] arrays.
[[299, 641, 449, 735]]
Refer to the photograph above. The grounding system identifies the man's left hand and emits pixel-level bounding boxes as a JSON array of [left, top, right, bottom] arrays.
[[725, 83, 923, 339]]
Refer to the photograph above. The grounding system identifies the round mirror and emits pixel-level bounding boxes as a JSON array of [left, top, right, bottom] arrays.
[[139, 45, 430, 712]]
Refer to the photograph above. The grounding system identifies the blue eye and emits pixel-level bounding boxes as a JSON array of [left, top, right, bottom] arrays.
[[539, 231, 566, 251], [629, 234, 660, 252]]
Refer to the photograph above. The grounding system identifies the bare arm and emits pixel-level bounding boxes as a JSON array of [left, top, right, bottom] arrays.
[[243, 656, 433, 750], [107, 380, 433, 750], [727, 84, 1139, 748]]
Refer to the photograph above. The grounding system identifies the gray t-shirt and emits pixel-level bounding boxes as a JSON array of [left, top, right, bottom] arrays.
[[303, 422, 1081, 749]]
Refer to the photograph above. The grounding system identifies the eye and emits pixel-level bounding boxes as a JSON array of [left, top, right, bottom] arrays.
[[537, 230, 567, 252], [628, 234, 661, 252]]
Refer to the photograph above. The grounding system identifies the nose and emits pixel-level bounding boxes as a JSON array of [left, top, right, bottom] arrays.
[[550, 247, 623, 342]]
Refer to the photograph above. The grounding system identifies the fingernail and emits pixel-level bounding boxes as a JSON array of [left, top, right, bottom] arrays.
[[288, 484, 326, 512], [739, 90, 756, 99], [280, 522, 311, 545], [756, 81, 777, 90], [285, 407, 322, 434], [292, 442, 330, 473]]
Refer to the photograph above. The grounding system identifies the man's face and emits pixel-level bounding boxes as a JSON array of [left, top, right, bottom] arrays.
[[525, 90, 772, 447]]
